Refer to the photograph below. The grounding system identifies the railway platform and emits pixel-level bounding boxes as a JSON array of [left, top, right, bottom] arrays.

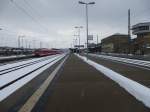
[[31, 54, 149, 112]]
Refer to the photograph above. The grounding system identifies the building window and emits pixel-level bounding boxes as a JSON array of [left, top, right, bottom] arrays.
[[133, 26, 149, 33], [139, 26, 149, 31]]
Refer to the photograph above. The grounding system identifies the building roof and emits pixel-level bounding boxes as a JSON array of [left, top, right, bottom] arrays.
[[132, 22, 150, 35], [113, 33, 128, 36], [102, 33, 128, 41], [132, 22, 150, 29], [108, 33, 128, 37]]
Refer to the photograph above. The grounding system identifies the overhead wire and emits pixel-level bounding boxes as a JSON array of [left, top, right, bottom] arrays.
[[22, 0, 50, 33], [10, 0, 50, 34], [23, 0, 42, 18]]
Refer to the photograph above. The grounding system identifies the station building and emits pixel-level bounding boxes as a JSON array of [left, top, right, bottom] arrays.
[[132, 22, 150, 54], [101, 33, 129, 53]]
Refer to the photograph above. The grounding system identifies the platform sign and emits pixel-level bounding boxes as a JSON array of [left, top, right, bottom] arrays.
[[88, 35, 93, 40], [74, 45, 84, 48]]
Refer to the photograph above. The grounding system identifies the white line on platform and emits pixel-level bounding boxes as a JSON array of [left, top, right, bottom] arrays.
[[18, 55, 68, 112], [76, 54, 150, 108]]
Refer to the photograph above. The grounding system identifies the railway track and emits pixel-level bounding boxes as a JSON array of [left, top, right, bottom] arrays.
[[0, 56, 58, 75], [0, 57, 37, 67], [0, 53, 67, 101], [0, 55, 34, 64], [90, 54, 150, 69]]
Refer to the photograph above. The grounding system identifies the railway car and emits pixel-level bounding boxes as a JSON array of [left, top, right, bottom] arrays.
[[34, 48, 62, 57]]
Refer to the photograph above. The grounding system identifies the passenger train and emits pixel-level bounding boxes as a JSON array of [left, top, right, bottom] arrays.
[[34, 48, 63, 57]]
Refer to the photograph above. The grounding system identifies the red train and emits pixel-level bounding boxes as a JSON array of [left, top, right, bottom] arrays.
[[34, 48, 63, 57]]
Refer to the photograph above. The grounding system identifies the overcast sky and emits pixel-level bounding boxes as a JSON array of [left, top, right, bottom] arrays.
[[0, 0, 149, 48]]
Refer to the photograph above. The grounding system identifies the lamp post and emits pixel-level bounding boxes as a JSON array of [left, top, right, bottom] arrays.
[[33, 40, 36, 49], [0, 28, 3, 47], [18, 35, 25, 48], [73, 38, 78, 47], [40, 41, 42, 48], [78, 1, 95, 56], [75, 26, 83, 53]]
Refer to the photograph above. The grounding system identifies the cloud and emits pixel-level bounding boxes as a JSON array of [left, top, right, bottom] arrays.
[[0, 0, 149, 48]]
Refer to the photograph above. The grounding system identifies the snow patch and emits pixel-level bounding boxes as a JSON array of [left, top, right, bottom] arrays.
[[0, 54, 66, 101], [76, 54, 150, 108]]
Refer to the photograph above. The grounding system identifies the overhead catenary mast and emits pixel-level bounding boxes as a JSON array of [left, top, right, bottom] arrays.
[[128, 9, 131, 41], [128, 9, 131, 54]]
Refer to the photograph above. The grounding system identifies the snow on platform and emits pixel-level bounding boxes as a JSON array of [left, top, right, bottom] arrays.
[[76, 54, 150, 108]]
